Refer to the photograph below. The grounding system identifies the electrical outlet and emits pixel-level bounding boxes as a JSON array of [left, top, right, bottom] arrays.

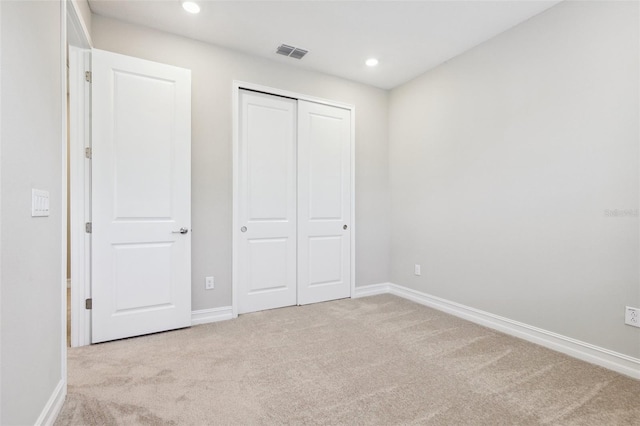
[[414, 264, 421, 276], [625, 306, 639, 328], [205, 276, 215, 290]]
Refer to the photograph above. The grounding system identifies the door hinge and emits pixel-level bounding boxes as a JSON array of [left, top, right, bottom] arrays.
[[85, 71, 92, 83], [85, 298, 92, 310], [85, 147, 92, 159], [85, 222, 92, 233]]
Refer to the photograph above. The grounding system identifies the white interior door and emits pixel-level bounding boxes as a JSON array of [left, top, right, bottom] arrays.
[[237, 90, 297, 314], [91, 49, 192, 343], [297, 100, 352, 305]]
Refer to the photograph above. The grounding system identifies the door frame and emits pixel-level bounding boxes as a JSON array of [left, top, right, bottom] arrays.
[[67, 0, 92, 347], [231, 81, 356, 317]]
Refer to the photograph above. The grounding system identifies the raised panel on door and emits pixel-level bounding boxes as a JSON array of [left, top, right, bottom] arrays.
[[238, 90, 297, 314], [297, 100, 351, 305], [92, 49, 191, 343]]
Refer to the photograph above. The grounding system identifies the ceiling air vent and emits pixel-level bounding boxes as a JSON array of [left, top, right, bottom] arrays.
[[276, 44, 295, 56], [276, 44, 308, 60], [289, 48, 308, 59]]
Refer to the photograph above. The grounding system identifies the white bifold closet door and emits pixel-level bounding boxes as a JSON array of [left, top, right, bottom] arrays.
[[297, 101, 351, 305], [237, 90, 351, 314], [238, 91, 298, 314]]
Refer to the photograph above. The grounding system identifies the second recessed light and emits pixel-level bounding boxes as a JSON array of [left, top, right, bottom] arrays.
[[365, 58, 379, 67]]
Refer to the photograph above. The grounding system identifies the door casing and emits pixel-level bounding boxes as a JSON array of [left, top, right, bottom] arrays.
[[231, 81, 356, 317], [67, 0, 92, 348]]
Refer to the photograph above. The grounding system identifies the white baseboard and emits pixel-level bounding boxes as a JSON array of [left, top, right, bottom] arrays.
[[35, 379, 65, 426], [353, 282, 393, 298], [192, 306, 233, 326], [354, 282, 640, 380]]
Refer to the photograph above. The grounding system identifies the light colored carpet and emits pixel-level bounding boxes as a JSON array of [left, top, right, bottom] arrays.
[[56, 294, 640, 425]]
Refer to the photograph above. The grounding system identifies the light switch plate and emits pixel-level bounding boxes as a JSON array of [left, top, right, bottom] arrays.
[[31, 189, 50, 217]]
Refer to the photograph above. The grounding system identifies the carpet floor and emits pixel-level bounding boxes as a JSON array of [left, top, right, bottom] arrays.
[[56, 294, 640, 425]]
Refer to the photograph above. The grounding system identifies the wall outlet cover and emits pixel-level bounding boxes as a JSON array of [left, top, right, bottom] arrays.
[[625, 306, 639, 328], [205, 276, 215, 290]]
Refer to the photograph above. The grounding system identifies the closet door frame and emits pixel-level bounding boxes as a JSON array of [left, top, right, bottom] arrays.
[[231, 81, 355, 318]]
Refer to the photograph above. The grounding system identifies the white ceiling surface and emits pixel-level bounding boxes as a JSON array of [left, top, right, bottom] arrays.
[[88, 0, 562, 90]]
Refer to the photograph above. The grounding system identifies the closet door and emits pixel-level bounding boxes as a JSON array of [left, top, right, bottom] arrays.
[[297, 101, 352, 305], [237, 90, 298, 314]]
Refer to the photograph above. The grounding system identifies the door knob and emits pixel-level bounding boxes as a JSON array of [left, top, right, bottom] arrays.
[[172, 227, 189, 234], [343, 224, 348, 230], [241, 226, 247, 232]]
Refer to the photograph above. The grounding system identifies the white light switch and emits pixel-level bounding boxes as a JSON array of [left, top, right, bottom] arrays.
[[32, 189, 50, 217]]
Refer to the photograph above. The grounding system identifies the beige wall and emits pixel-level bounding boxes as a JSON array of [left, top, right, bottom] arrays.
[[389, 0, 640, 357], [91, 16, 391, 311], [1, 1, 64, 423]]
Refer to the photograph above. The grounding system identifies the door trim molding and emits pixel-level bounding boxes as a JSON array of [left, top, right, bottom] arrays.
[[231, 81, 356, 318], [67, 0, 93, 351], [68, 46, 91, 348]]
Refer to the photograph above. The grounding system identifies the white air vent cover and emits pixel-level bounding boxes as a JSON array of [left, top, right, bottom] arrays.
[[289, 48, 308, 59], [276, 44, 295, 56], [276, 44, 308, 60]]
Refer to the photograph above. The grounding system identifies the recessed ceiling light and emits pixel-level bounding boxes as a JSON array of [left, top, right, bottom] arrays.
[[365, 58, 379, 67], [182, 1, 200, 14]]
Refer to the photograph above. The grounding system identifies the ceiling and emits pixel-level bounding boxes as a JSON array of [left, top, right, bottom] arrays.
[[88, 0, 562, 90]]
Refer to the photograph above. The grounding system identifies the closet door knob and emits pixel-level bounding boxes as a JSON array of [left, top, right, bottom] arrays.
[[343, 224, 348, 230], [241, 226, 247, 232]]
